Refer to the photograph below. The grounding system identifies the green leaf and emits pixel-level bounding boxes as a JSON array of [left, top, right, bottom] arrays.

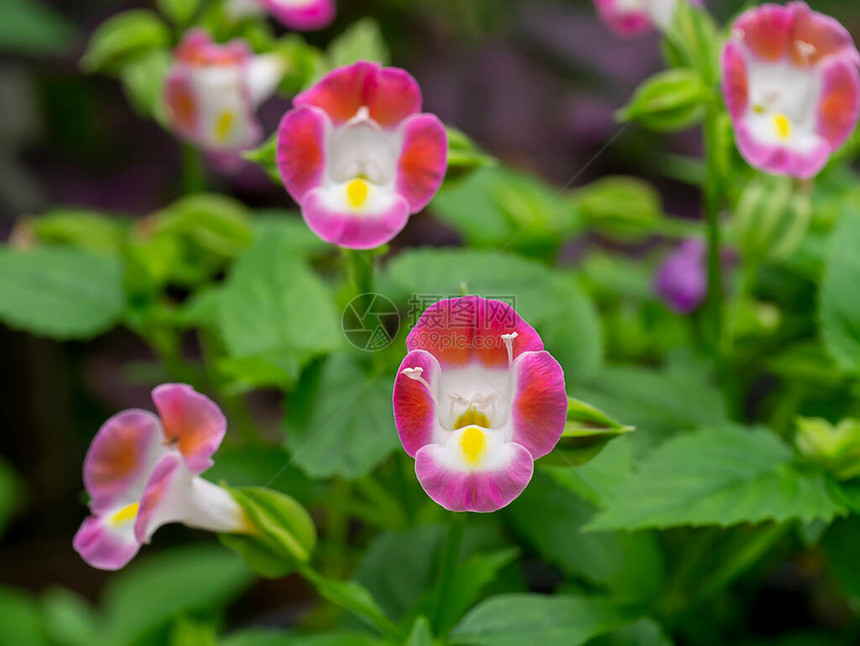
[[0, 246, 124, 339], [820, 204, 860, 373], [618, 69, 711, 132], [219, 486, 317, 578], [0, 587, 47, 646], [664, 1, 720, 84], [220, 630, 385, 646], [823, 516, 860, 599], [445, 127, 495, 181], [542, 398, 634, 467], [506, 471, 663, 606], [101, 545, 253, 644], [588, 619, 672, 646], [283, 356, 400, 479], [450, 594, 623, 646], [218, 221, 342, 384], [0, 0, 76, 57], [155, 194, 253, 259], [328, 19, 389, 68], [243, 133, 281, 184], [170, 617, 217, 646], [587, 427, 846, 532], [40, 587, 98, 646], [157, 0, 200, 25], [27, 208, 125, 254], [405, 617, 437, 646], [81, 10, 170, 74], [121, 48, 170, 122], [380, 248, 602, 378]]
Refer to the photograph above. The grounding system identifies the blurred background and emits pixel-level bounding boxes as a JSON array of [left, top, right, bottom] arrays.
[[2, 0, 860, 640]]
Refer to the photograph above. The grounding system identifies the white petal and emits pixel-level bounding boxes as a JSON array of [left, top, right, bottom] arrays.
[[247, 54, 285, 107]]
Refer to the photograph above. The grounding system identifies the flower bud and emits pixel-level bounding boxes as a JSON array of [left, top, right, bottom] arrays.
[[618, 68, 712, 132], [576, 176, 662, 241], [795, 417, 860, 481], [733, 176, 812, 264]]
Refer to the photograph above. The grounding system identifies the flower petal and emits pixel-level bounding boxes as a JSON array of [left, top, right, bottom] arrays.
[[260, 0, 335, 31], [789, 1, 860, 67], [246, 54, 285, 106], [152, 384, 226, 473], [367, 67, 422, 128], [396, 114, 448, 212], [511, 351, 567, 460], [734, 121, 830, 179], [406, 297, 543, 369], [722, 41, 750, 121], [734, 3, 794, 62], [84, 410, 165, 515], [295, 61, 379, 124], [277, 106, 329, 202], [134, 453, 246, 543], [393, 350, 442, 457], [593, 0, 652, 38], [414, 433, 534, 513], [73, 513, 141, 571], [300, 183, 410, 249], [817, 56, 860, 150]]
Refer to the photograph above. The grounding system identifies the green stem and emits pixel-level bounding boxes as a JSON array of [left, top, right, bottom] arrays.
[[182, 143, 206, 194], [431, 512, 466, 635]]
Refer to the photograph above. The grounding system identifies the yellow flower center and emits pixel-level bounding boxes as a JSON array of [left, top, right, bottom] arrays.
[[346, 178, 369, 209], [214, 109, 235, 143], [773, 113, 792, 140], [460, 425, 488, 466], [110, 502, 139, 526], [454, 407, 490, 430]]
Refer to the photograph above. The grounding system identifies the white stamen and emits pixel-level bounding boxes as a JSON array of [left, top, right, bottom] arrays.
[[795, 40, 816, 64], [348, 106, 375, 127], [402, 367, 433, 391], [501, 332, 518, 368]]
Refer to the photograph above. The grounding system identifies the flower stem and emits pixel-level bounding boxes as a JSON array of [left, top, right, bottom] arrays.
[[182, 143, 206, 194], [431, 511, 466, 635]]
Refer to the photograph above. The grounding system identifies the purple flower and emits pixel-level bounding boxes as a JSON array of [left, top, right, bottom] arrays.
[[654, 239, 709, 314]]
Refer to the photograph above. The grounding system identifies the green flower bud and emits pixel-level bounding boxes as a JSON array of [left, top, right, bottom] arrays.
[[575, 176, 662, 241], [733, 175, 812, 264], [541, 398, 634, 466], [618, 69, 713, 132], [795, 417, 860, 481]]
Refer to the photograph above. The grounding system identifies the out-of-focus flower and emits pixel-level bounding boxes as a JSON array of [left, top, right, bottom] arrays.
[[227, 0, 335, 31], [593, 0, 702, 37], [73, 384, 251, 570], [722, 2, 860, 179], [654, 239, 737, 314], [392, 297, 567, 512], [164, 30, 284, 154], [276, 61, 448, 249]]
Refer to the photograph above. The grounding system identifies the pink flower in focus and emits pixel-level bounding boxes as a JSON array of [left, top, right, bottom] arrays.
[[392, 297, 567, 512], [276, 61, 448, 249], [722, 2, 860, 178]]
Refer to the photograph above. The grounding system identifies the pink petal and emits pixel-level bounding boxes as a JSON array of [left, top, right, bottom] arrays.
[[134, 452, 184, 544], [734, 3, 794, 62], [164, 70, 198, 142], [393, 350, 441, 457], [789, 1, 860, 67], [83, 410, 164, 515], [277, 105, 328, 203], [174, 29, 251, 66], [722, 41, 750, 121], [405, 297, 543, 369], [73, 515, 140, 571], [734, 122, 831, 179], [367, 67, 422, 128], [295, 61, 379, 125], [817, 56, 860, 150], [593, 0, 653, 38], [414, 441, 534, 512], [396, 114, 448, 212], [260, 0, 335, 31], [511, 351, 567, 459], [152, 384, 226, 473], [301, 186, 410, 249]]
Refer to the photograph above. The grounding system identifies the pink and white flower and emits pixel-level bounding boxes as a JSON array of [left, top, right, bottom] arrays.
[[73, 384, 250, 570], [227, 0, 335, 31], [392, 297, 567, 513], [164, 30, 284, 154], [276, 61, 448, 249], [722, 2, 860, 179], [594, 0, 703, 37]]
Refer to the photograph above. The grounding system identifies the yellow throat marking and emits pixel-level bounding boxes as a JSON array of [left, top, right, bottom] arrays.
[[773, 113, 792, 140], [110, 502, 139, 526], [454, 407, 490, 430], [214, 110, 235, 143], [346, 179, 370, 209], [460, 425, 488, 466]]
